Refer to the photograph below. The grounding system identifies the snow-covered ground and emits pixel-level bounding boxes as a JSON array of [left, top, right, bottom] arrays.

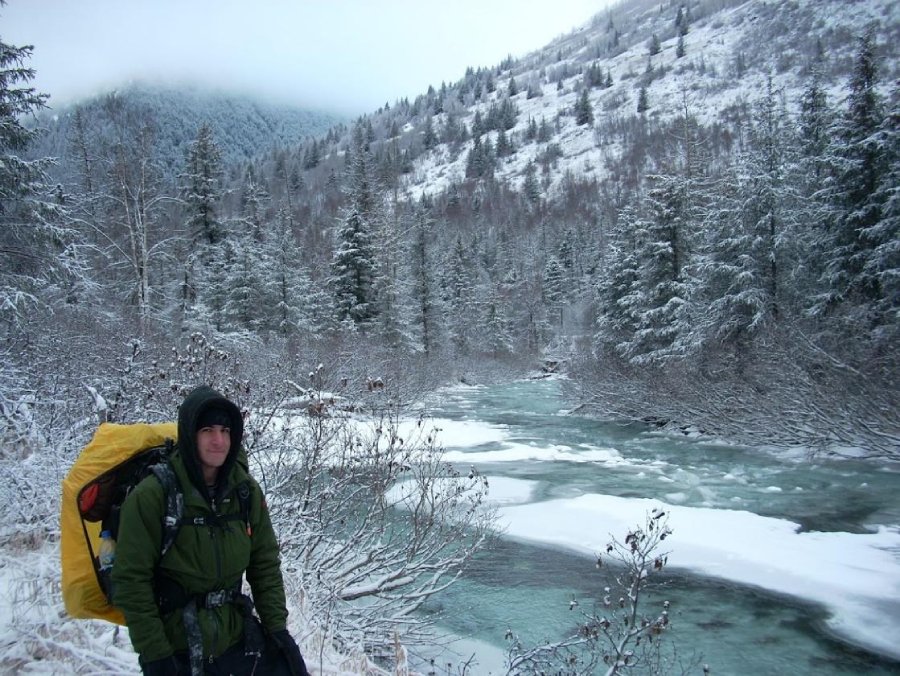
[[0, 542, 387, 675], [6, 390, 897, 671]]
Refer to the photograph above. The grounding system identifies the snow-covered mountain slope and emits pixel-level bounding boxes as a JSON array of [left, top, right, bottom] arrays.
[[401, 0, 897, 199]]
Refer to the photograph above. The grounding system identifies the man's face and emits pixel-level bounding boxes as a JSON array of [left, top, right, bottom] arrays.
[[196, 424, 231, 477]]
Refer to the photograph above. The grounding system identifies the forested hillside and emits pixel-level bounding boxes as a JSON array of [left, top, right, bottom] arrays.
[[31, 83, 342, 173], [14, 0, 895, 457]]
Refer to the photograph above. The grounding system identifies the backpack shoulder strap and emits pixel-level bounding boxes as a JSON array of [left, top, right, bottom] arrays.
[[149, 458, 183, 558], [236, 480, 252, 536]]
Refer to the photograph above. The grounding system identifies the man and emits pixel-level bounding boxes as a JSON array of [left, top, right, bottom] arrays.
[[112, 385, 309, 676]]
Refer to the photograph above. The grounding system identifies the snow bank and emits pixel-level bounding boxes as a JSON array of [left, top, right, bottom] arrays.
[[491, 492, 900, 661]]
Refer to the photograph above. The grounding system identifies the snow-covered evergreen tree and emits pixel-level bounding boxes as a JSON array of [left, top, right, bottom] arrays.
[[443, 234, 479, 354], [620, 173, 695, 364], [181, 122, 224, 249], [815, 29, 894, 325], [264, 207, 323, 337], [543, 255, 565, 327], [594, 204, 642, 357], [482, 286, 514, 355], [699, 78, 799, 344], [575, 88, 594, 126], [179, 121, 224, 319], [328, 120, 382, 328], [410, 200, 445, 355], [864, 93, 900, 325], [0, 35, 78, 327], [329, 207, 378, 326], [221, 224, 267, 332]]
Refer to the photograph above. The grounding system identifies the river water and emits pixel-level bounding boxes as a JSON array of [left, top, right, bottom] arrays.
[[416, 377, 900, 675]]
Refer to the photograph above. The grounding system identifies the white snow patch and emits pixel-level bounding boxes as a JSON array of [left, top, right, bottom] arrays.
[[497, 494, 900, 661]]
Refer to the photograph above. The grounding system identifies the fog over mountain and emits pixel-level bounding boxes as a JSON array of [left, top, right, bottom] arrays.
[[3, 0, 606, 113]]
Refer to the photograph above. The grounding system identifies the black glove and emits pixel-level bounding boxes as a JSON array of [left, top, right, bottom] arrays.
[[271, 629, 310, 676], [140, 654, 184, 676]]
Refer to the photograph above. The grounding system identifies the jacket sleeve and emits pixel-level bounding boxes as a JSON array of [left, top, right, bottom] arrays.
[[110, 477, 173, 661], [245, 479, 289, 633]]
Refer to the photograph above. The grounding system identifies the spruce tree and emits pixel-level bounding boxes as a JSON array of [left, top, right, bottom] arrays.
[[328, 119, 382, 327], [410, 201, 443, 355], [221, 226, 267, 332], [523, 161, 542, 205], [179, 122, 223, 314], [594, 204, 642, 356], [621, 174, 694, 363], [637, 86, 649, 114], [443, 235, 477, 354], [329, 207, 378, 326], [265, 207, 321, 336], [482, 288, 514, 355], [543, 256, 565, 327], [816, 29, 894, 323], [0, 34, 78, 325], [575, 89, 594, 126], [422, 115, 438, 150]]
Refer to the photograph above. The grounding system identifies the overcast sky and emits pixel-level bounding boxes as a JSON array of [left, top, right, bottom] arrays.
[[3, 0, 610, 115]]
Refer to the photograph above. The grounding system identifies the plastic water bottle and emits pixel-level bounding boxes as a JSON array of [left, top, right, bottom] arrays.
[[99, 530, 116, 571]]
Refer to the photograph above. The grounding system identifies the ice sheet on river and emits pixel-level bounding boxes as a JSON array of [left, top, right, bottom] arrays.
[[494, 491, 900, 662]]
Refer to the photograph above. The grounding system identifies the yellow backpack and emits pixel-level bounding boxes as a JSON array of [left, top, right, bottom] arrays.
[[60, 422, 177, 624]]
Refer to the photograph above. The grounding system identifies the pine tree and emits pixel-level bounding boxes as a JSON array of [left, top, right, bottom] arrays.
[[200, 239, 234, 332], [620, 174, 695, 363], [741, 78, 796, 322], [372, 205, 416, 351], [543, 256, 565, 327], [637, 86, 649, 114], [264, 207, 322, 336], [595, 204, 642, 356], [302, 139, 320, 169], [410, 201, 443, 355], [538, 116, 554, 143], [0, 34, 81, 325], [495, 128, 513, 157], [179, 122, 224, 315], [798, 53, 832, 182], [575, 89, 594, 126], [328, 119, 381, 327], [221, 225, 267, 332], [465, 134, 495, 179], [422, 115, 438, 150], [865, 96, 900, 321], [482, 288, 514, 355], [522, 161, 542, 205], [444, 235, 477, 354], [816, 29, 893, 321], [240, 175, 270, 244], [329, 207, 378, 326]]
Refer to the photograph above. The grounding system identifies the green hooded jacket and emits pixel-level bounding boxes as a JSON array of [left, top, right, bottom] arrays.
[[111, 386, 288, 662]]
